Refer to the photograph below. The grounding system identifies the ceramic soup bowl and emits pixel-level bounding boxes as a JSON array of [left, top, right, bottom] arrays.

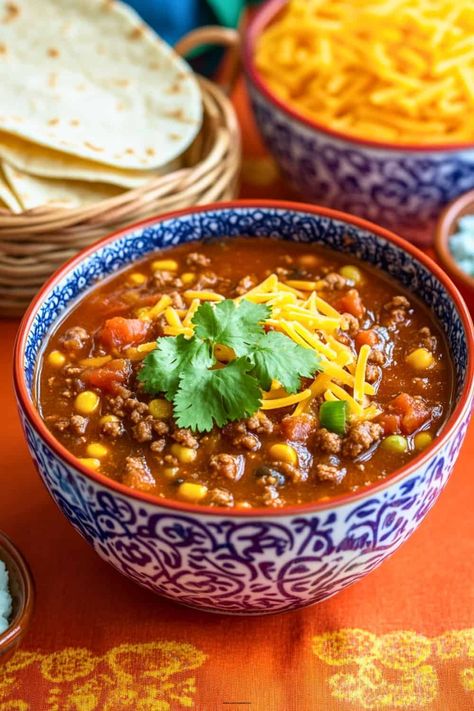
[[14, 201, 474, 615]]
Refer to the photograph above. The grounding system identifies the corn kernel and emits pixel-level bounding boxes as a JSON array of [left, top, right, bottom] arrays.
[[149, 398, 173, 419], [86, 442, 108, 459], [340, 265, 363, 284], [127, 272, 147, 286], [269, 443, 298, 465], [74, 390, 100, 415], [77, 457, 101, 471], [163, 467, 179, 479], [181, 272, 195, 286], [381, 435, 408, 453], [151, 259, 178, 272], [47, 350, 66, 368], [99, 414, 119, 425], [177, 482, 208, 502], [414, 432, 433, 451], [235, 500, 252, 509], [170, 444, 197, 463], [405, 348, 435, 370]]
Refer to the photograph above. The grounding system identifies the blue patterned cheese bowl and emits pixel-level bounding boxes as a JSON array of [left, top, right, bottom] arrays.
[[14, 201, 474, 615], [243, 0, 474, 246]]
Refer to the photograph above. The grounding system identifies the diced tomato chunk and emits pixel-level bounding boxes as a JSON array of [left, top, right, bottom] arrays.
[[377, 413, 402, 436], [99, 317, 149, 352], [279, 414, 315, 442], [355, 329, 378, 350], [337, 289, 365, 319], [82, 358, 131, 394], [390, 393, 430, 435]]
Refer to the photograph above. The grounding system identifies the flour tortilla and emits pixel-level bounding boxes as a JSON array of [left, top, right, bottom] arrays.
[[0, 0, 202, 170], [0, 168, 21, 212], [2, 161, 123, 210], [0, 132, 180, 188]]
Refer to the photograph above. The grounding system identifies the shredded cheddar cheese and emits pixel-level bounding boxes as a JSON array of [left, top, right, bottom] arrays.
[[255, 0, 474, 144], [261, 388, 312, 410], [137, 294, 172, 321], [135, 271, 380, 421], [354, 344, 371, 403]]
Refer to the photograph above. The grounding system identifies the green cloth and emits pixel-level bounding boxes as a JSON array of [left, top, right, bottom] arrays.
[[207, 0, 247, 27]]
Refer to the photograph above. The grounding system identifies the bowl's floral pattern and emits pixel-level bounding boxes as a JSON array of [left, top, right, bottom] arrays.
[[247, 86, 474, 245], [17, 205, 473, 614]]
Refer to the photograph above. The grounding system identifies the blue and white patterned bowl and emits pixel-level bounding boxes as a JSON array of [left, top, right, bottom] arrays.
[[243, 0, 474, 246], [14, 201, 474, 615]]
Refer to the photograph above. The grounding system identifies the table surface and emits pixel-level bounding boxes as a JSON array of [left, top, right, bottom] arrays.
[[0, 79, 473, 711]]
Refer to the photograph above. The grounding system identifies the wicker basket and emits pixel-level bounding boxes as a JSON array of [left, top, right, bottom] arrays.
[[0, 28, 241, 317]]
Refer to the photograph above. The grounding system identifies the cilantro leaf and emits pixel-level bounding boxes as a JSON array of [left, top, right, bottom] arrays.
[[193, 299, 270, 357], [138, 335, 212, 399], [137, 298, 321, 432], [173, 357, 261, 432], [250, 331, 321, 393]]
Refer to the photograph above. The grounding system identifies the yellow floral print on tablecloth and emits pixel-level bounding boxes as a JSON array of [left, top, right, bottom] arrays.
[[0, 640, 207, 710], [312, 628, 474, 709]]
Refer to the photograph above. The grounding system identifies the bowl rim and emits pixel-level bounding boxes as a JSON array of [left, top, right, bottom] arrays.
[[14, 199, 474, 518], [434, 189, 474, 292], [242, 0, 474, 154], [0, 530, 34, 652]]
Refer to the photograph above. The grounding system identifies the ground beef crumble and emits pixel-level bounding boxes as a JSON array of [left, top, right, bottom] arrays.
[[383, 295, 411, 324], [123, 456, 155, 492], [315, 463, 346, 484], [342, 421, 384, 457], [186, 252, 210, 267], [209, 453, 242, 481], [418, 326, 437, 351], [172, 428, 199, 449], [208, 487, 234, 507], [314, 428, 342, 454], [341, 313, 359, 336], [222, 421, 261, 451], [319, 272, 347, 290], [59, 326, 90, 352]]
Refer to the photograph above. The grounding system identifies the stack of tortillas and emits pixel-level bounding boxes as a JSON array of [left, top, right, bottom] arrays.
[[0, 0, 202, 212]]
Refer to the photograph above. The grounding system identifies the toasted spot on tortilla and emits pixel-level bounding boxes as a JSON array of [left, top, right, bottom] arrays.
[[129, 26, 144, 40], [84, 142, 104, 152], [113, 78, 130, 88], [164, 109, 186, 122], [146, 148, 155, 156], [48, 118, 59, 126], [2, 2, 19, 23], [0, 43, 7, 54], [48, 73, 58, 88], [168, 133, 181, 141], [125, 148, 134, 155], [149, 61, 160, 70], [165, 82, 180, 95], [47, 47, 59, 58], [70, 119, 80, 126]]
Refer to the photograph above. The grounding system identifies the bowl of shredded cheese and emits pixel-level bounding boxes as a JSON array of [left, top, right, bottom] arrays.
[[244, 0, 474, 245], [0, 532, 34, 665], [435, 189, 474, 312]]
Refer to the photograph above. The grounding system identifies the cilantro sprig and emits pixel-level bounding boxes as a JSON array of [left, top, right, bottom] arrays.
[[138, 299, 320, 432]]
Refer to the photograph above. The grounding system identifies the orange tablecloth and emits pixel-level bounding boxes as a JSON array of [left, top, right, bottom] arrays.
[[1, 81, 473, 711]]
